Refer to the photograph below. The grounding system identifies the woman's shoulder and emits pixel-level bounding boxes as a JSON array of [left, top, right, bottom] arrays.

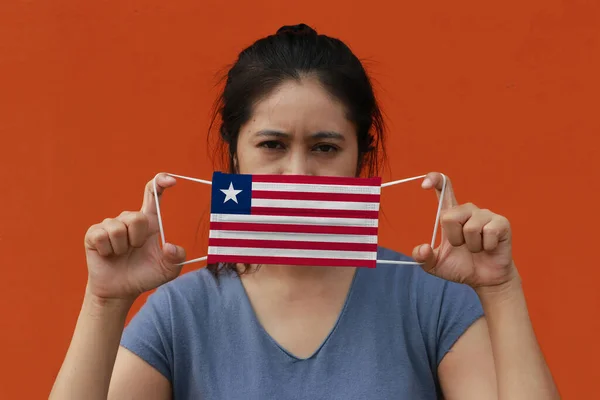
[[367, 246, 483, 327], [368, 247, 484, 366], [122, 267, 237, 347], [121, 267, 233, 382], [150, 266, 238, 311]]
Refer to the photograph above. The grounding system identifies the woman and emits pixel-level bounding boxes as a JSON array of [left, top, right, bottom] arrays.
[[51, 24, 559, 399]]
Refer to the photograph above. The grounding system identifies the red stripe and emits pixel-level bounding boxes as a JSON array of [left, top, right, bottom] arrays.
[[251, 174, 381, 186], [251, 207, 379, 219], [206, 254, 376, 268], [251, 190, 380, 203], [208, 238, 377, 252], [210, 222, 378, 236]]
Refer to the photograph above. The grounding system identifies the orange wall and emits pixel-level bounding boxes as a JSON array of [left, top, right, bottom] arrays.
[[1, 1, 599, 398]]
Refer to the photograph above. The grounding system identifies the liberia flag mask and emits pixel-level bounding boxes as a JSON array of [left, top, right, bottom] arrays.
[[153, 172, 447, 268]]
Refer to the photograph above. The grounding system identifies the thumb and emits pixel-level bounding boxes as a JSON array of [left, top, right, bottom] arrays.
[[162, 242, 187, 267], [412, 243, 438, 274]]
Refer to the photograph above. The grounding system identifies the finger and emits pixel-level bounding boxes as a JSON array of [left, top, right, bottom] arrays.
[[141, 173, 177, 216], [103, 218, 129, 256], [85, 225, 113, 256], [412, 243, 438, 274], [118, 211, 149, 248], [162, 243, 187, 265], [482, 215, 511, 252], [422, 172, 457, 209], [462, 209, 494, 253], [440, 203, 478, 247]]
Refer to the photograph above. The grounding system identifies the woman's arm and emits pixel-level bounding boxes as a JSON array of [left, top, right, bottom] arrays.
[[414, 173, 559, 400], [438, 270, 560, 400], [51, 175, 184, 399], [50, 293, 131, 400], [50, 292, 171, 400], [478, 272, 559, 399]]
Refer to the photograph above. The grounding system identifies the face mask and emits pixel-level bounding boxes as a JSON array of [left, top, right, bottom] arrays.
[[153, 171, 447, 268]]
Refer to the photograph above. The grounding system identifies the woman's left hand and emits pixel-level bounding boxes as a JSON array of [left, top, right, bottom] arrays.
[[412, 172, 519, 289]]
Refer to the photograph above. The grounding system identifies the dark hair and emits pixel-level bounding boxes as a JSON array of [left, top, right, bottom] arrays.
[[206, 23, 387, 277]]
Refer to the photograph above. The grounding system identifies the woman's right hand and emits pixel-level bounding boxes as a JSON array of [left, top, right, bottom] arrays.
[[83, 173, 186, 303]]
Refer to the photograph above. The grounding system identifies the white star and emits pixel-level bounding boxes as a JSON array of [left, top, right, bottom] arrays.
[[220, 182, 242, 204]]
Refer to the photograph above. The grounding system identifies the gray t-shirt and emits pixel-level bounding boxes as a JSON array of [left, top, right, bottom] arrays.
[[121, 247, 483, 399]]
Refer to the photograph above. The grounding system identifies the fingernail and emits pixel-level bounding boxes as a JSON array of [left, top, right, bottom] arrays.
[[164, 175, 176, 184], [422, 178, 432, 188], [419, 245, 428, 258]]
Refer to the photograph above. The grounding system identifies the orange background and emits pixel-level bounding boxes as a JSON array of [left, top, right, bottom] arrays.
[[1, 0, 599, 398]]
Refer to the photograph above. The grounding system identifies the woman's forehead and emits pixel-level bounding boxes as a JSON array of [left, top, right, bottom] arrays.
[[245, 79, 354, 137]]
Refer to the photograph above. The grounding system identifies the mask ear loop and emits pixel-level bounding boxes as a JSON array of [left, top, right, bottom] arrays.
[[152, 173, 212, 266], [377, 173, 447, 265], [152, 172, 447, 268]]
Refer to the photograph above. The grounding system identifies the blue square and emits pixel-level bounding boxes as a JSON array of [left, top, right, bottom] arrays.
[[210, 172, 252, 215]]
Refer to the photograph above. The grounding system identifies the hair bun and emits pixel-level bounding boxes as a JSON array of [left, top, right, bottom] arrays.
[[276, 23, 317, 36]]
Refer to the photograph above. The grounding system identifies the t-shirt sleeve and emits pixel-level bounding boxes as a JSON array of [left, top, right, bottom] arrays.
[[434, 280, 484, 366], [120, 286, 174, 381], [413, 266, 484, 368]]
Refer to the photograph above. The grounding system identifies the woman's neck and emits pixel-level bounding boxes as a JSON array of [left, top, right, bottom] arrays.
[[239, 264, 357, 302]]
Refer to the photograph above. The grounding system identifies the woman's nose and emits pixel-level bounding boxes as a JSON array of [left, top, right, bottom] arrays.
[[282, 151, 311, 176]]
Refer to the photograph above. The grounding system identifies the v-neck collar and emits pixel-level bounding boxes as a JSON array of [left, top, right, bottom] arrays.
[[233, 267, 362, 361]]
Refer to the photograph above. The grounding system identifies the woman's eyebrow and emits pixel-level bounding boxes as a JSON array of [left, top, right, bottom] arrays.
[[311, 131, 345, 141], [254, 130, 345, 140], [255, 130, 290, 138]]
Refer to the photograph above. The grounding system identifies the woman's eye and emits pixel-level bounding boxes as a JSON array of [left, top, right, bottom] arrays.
[[313, 144, 338, 153], [259, 141, 284, 150]]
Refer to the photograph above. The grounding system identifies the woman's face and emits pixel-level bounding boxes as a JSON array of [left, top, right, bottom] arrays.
[[235, 77, 359, 177]]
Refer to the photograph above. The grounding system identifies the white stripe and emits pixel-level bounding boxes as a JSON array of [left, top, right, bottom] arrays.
[[251, 198, 379, 211], [210, 213, 378, 227], [208, 246, 377, 260], [209, 230, 378, 244], [252, 182, 381, 195]]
